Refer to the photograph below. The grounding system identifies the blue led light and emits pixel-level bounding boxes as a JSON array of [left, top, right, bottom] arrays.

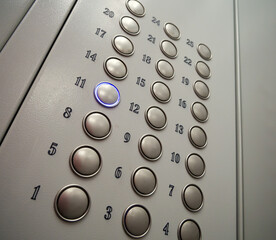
[[94, 82, 120, 108]]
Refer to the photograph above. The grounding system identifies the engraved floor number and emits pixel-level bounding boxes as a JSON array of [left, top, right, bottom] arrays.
[[31, 185, 40, 200]]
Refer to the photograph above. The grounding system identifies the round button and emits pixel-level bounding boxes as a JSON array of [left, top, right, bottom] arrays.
[[126, 0, 145, 17], [145, 106, 167, 130], [131, 167, 157, 196], [197, 43, 212, 60], [104, 57, 128, 80], [182, 184, 204, 212], [83, 111, 111, 140], [160, 40, 178, 58], [94, 82, 120, 108], [151, 81, 171, 103], [123, 204, 151, 238], [120, 16, 140, 35], [191, 102, 208, 122], [193, 80, 210, 100], [70, 145, 102, 178], [164, 22, 181, 40], [156, 59, 174, 79], [178, 219, 201, 240], [112, 35, 134, 56], [186, 154, 205, 178], [139, 134, 162, 161], [195, 61, 211, 79], [54, 185, 90, 222], [188, 126, 207, 149]]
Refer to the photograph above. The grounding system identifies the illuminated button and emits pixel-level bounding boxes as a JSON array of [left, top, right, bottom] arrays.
[[112, 35, 134, 56], [151, 81, 171, 103], [189, 126, 207, 149], [156, 59, 174, 79], [70, 145, 102, 178], [126, 0, 145, 17], [83, 112, 111, 140], [193, 80, 210, 100], [164, 22, 180, 40], [139, 134, 162, 161], [186, 154, 205, 178], [197, 43, 212, 60], [191, 102, 208, 122], [178, 219, 201, 240], [195, 61, 211, 79], [104, 57, 128, 80], [160, 40, 177, 58], [123, 204, 151, 238], [145, 106, 167, 130], [54, 185, 90, 222], [120, 16, 140, 35], [131, 167, 157, 196], [182, 184, 204, 212], [94, 82, 120, 108]]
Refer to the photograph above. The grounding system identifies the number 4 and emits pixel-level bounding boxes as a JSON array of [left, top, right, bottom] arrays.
[[163, 222, 169, 235]]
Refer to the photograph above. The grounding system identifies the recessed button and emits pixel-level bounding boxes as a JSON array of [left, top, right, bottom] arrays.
[[151, 81, 171, 103], [191, 102, 208, 122], [83, 111, 111, 140], [112, 35, 134, 56], [94, 82, 120, 108], [104, 57, 128, 80], [70, 145, 102, 178], [178, 219, 201, 240], [156, 59, 174, 79], [186, 154, 205, 178], [195, 61, 211, 79], [126, 0, 145, 17], [160, 40, 178, 58], [54, 185, 90, 222], [197, 43, 212, 60], [164, 22, 181, 40], [131, 167, 157, 196], [188, 126, 207, 149], [182, 184, 204, 212], [145, 106, 167, 130], [123, 204, 151, 238], [120, 16, 140, 35], [139, 134, 162, 161], [193, 80, 210, 100]]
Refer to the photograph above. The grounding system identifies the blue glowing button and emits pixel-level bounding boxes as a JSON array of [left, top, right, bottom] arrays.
[[94, 82, 120, 108]]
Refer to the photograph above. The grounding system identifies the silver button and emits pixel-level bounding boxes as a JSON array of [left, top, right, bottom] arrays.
[[120, 16, 140, 35], [139, 134, 162, 161], [178, 219, 201, 240], [83, 112, 111, 140], [151, 81, 171, 103], [186, 154, 205, 178], [131, 167, 157, 196], [195, 61, 211, 79], [156, 59, 174, 79], [160, 40, 178, 58], [54, 185, 90, 222], [145, 106, 167, 130], [191, 102, 208, 123], [164, 22, 181, 40], [197, 43, 212, 60], [70, 145, 102, 178], [126, 0, 145, 17], [188, 126, 207, 149], [193, 80, 210, 100], [112, 35, 134, 56], [104, 57, 128, 80], [182, 184, 204, 212], [94, 82, 120, 107], [123, 204, 151, 238]]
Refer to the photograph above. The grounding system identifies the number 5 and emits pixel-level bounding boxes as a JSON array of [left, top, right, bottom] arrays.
[[48, 142, 58, 156]]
